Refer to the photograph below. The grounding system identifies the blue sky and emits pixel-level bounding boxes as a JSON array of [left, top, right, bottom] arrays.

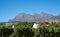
[[0, 0, 60, 22]]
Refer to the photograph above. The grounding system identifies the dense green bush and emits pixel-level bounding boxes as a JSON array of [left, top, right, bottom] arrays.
[[0, 22, 60, 37], [0, 27, 14, 37]]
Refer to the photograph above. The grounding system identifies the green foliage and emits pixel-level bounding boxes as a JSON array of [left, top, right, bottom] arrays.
[[9, 22, 34, 37], [1, 22, 60, 37], [0, 27, 14, 37]]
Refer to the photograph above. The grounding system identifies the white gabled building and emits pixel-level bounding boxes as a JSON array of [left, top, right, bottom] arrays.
[[33, 23, 38, 29]]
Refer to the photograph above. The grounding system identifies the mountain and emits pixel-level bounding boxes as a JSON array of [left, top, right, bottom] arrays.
[[53, 15, 60, 20], [9, 13, 34, 22], [33, 12, 53, 22], [9, 12, 60, 22]]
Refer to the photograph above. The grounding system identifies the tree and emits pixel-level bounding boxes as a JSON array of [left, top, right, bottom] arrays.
[[0, 27, 14, 37], [10, 22, 34, 37]]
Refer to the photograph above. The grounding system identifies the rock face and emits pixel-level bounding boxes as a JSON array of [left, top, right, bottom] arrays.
[[9, 12, 60, 23]]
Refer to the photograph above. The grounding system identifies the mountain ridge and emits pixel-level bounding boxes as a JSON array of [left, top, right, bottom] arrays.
[[9, 12, 60, 23]]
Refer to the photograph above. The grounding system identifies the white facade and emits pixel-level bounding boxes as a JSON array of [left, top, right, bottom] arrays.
[[12, 25, 14, 28], [33, 23, 38, 29]]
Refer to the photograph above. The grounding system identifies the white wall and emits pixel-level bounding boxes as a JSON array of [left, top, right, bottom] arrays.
[[33, 23, 38, 29]]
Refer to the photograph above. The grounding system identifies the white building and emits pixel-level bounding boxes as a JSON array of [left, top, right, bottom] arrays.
[[12, 25, 14, 28], [33, 23, 38, 29]]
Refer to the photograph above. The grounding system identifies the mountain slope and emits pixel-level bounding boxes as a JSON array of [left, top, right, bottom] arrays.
[[9, 12, 60, 22], [9, 13, 35, 22]]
